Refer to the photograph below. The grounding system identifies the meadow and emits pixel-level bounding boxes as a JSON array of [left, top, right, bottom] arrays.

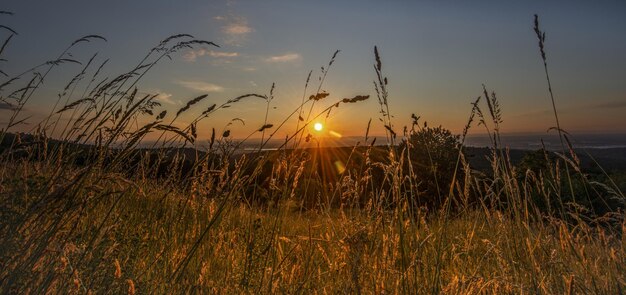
[[1, 13, 625, 294]]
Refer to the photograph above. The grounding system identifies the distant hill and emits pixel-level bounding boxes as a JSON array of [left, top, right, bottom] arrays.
[[465, 146, 626, 172], [3, 132, 626, 175]]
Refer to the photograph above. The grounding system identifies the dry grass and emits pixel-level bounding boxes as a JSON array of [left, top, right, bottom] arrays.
[[1, 13, 625, 294], [2, 162, 624, 293]]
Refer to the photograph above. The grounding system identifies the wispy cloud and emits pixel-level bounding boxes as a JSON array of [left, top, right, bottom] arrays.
[[155, 92, 179, 105], [225, 23, 252, 35], [265, 53, 301, 63], [183, 49, 239, 62], [214, 15, 254, 46], [177, 81, 224, 93]]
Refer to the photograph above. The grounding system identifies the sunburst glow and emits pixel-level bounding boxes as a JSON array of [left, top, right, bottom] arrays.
[[314, 122, 323, 131]]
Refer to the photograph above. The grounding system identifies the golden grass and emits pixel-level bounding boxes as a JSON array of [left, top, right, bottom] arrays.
[[1, 13, 625, 294], [1, 161, 624, 293]]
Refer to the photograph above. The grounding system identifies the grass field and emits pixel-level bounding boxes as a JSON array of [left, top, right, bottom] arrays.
[[1, 13, 625, 294]]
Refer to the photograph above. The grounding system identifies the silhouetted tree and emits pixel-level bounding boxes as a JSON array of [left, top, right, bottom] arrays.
[[400, 125, 461, 209]]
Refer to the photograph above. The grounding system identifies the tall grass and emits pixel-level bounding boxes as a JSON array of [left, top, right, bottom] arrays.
[[1, 12, 625, 294]]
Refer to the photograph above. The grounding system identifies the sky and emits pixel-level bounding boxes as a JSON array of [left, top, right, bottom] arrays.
[[1, 0, 626, 143]]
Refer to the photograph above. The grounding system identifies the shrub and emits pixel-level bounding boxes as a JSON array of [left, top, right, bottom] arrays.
[[400, 125, 461, 209]]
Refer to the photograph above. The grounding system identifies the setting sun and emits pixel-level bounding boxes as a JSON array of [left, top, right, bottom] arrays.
[[314, 122, 323, 131]]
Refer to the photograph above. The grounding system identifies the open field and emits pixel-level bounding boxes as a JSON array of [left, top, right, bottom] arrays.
[[2, 159, 625, 293]]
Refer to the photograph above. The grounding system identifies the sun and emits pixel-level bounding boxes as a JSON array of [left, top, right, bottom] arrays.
[[314, 122, 323, 131]]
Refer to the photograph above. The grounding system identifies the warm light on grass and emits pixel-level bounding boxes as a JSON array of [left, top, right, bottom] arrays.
[[314, 122, 323, 131], [1, 14, 624, 294]]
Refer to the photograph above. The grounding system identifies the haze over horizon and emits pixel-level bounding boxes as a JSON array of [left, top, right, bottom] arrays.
[[1, 0, 625, 142]]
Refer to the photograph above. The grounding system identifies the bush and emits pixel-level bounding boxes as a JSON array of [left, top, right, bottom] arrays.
[[400, 125, 462, 209]]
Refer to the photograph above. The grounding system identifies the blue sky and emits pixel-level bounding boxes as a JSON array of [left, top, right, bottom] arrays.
[[1, 0, 626, 140]]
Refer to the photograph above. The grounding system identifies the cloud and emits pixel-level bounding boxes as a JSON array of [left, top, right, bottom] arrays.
[[225, 23, 252, 35], [177, 81, 224, 93], [214, 15, 254, 46], [155, 92, 179, 105], [265, 53, 301, 63], [0, 102, 17, 110], [242, 67, 256, 72], [183, 49, 239, 62], [209, 51, 239, 58]]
